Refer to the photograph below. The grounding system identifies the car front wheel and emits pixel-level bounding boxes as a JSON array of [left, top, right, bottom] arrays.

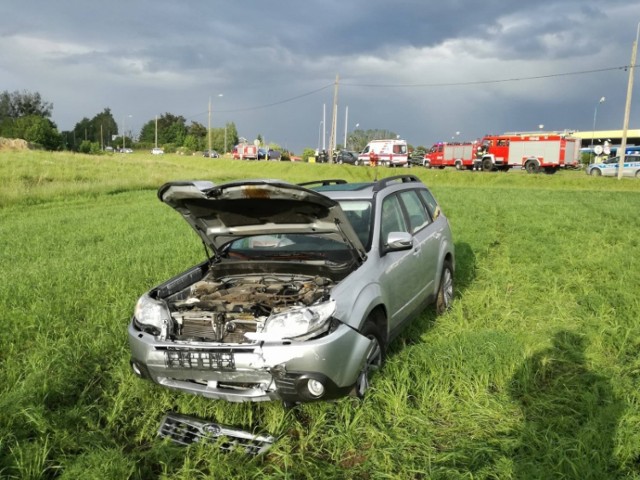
[[354, 319, 385, 398], [590, 168, 602, 176], [436, 261, 454, 315]]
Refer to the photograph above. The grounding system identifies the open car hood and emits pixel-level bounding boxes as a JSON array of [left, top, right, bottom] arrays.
[[158, 179, 367, 261]]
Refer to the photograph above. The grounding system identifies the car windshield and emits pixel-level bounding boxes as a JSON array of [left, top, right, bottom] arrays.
[[222, 233, 354, 264], [337, 200, 373, 250]]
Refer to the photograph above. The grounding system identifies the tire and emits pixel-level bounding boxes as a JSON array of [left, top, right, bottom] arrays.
[[635, 170, 640, 178], [436, 261, 454, 315], [354, 319, 385, 398], [423, 160, 431, 169], [338, 159, 343, 165], [455, 161, 462, 171], [525, 160, 540, 174], [482, 158, 493, 172], [544, 167, 558, 175]]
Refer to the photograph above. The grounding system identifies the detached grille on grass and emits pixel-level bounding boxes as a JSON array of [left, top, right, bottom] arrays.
[[158, 412, 275, 456]]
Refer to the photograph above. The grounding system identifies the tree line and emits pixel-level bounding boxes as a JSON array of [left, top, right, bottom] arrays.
[[1, 89, 413, 156], [0, 90, 240, 154]]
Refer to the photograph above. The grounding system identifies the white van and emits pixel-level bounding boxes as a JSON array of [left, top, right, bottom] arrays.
[[358, 139, 409, 167]]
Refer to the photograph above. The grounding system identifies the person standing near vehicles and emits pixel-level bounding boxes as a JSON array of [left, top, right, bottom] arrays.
[[369, 150, 378, 167]]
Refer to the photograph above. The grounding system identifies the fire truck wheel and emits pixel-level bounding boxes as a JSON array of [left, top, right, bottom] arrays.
[[482, 158, 493, 171], [525, 160, 540, 174], [544, 167, 558, 175], [423, 161, 431, 169], [455, 162, 462, 170]]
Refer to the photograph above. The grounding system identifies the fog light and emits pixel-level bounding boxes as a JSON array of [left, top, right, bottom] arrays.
[[307, 379, 325, 398]]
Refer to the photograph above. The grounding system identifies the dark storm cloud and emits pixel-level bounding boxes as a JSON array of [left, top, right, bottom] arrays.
[[0, 0, 638, 151]]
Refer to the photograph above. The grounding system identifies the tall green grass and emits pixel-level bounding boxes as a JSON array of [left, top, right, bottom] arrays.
[[1, 150, 639, 478]]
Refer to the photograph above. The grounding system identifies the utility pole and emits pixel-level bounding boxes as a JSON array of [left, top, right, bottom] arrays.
[[328, 74, 339, 163], [208, 96, 212, 156], [322, 104, 326, 151], [344, 105, 348, 150], [618, 22, 639, 179], [155, 115, 158, 148]]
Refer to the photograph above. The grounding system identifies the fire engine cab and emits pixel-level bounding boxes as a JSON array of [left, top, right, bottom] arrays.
[[232, 144, 258, 160], [475, 133, 581, 173], [423, 142, 477, 170]]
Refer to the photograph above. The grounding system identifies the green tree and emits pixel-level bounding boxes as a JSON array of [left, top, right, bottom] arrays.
[[139, 113, 187, 146], [183, 134, 200, 151], [70, 108, 118, 151], [0, 90, 60, 150], [347, 128, 399, 152], [0, 90, 53, 120], [12, 115, 62, 150]]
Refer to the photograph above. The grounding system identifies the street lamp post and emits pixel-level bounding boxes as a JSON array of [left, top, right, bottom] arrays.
[[122, 114, 131, 151], [618, 21, 639, 179], [590, 97, 605, 164], [317, 121, 323, 151]]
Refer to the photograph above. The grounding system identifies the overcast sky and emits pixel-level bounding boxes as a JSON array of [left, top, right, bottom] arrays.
[[1, 0, 639, 152]]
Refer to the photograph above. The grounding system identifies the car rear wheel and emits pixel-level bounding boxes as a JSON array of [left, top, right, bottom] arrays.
[[590, 168, 602, 176], [354, 319, 385, 398], [436, 261, 454, 315]]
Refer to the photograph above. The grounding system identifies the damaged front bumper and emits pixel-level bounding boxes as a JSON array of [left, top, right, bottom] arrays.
[[128, 321, 372, 403]]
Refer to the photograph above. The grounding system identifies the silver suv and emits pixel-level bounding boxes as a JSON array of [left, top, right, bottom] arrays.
[[128, 175, 455, 404]]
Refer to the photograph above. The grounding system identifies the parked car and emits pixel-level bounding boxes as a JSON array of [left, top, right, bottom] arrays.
[[151, 148, 164, 155], [203, 150, 220, 158], [128, 175, 455, 405], [586, 155, 640, 177], [258, 148, 281, 160], [334, 150, 358, 165]]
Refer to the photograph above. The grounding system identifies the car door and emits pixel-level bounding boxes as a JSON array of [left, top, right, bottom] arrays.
[[397, 189, 440, 304], [377, 190, 434, 332]]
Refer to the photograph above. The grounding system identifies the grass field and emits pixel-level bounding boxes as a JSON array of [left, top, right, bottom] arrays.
[[1, 150, 639, 479]]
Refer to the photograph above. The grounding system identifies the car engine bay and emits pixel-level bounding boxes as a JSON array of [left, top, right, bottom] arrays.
[[165, 274, 334, 344]]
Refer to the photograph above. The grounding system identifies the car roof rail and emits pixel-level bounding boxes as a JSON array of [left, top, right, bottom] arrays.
[[372, 175, 420, 192], [298, 179, 348, 188]]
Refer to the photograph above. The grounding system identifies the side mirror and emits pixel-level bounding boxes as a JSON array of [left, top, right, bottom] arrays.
[[384, 232, 413, 254]]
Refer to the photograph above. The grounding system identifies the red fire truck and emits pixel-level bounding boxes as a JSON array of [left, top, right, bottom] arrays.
[[232, 144, 258, 160], [423, 142, 477, 170], [475, 132, 581, 173]]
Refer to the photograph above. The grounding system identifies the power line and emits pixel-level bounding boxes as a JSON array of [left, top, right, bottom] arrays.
[[184, 63, 635, 120], [186, 83, 333, 120], [342, 64, 634, 88]]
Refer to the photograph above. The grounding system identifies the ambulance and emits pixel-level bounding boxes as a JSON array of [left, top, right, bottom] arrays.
[[357, 139, 409, 167]]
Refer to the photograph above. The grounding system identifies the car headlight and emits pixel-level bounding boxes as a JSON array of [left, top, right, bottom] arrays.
[[133, 294, 172, 337], [263, 300, 336, 340]]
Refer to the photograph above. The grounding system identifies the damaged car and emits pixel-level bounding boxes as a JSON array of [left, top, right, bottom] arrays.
[[128, 175, 455, 404]]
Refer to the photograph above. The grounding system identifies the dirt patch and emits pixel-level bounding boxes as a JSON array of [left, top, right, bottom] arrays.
[[0, 137, 30, 151]]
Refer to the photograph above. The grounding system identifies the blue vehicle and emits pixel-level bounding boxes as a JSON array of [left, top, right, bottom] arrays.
[[586, 154, 640, 177]]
